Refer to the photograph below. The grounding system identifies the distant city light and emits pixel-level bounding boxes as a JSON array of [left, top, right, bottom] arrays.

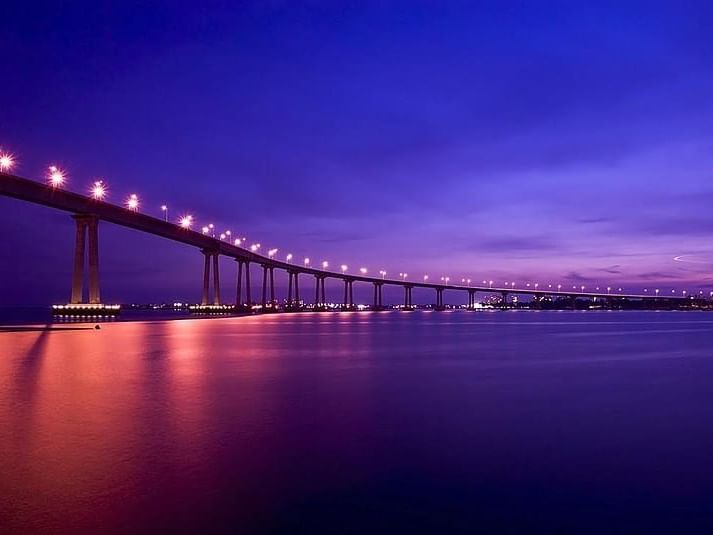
[[91, 180, 107, 200], [47, 165, 66, 188]]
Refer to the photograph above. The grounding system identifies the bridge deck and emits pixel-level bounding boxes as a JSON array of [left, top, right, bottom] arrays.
[[0, 172, 687, 301]]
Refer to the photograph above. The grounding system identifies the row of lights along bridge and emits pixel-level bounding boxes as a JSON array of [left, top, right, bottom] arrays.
[[0, 150, 709, 301]]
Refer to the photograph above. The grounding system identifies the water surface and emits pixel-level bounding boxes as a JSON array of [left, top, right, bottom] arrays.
[[2, 311, 713, 533]]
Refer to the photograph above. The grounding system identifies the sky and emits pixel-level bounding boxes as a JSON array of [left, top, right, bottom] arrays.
[[1, 1, 713, 304]]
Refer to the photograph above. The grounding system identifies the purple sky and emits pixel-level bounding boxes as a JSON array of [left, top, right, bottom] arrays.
[[1, 1, 713, 304]]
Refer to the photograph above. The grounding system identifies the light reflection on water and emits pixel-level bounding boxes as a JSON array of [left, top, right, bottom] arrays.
[[2, 311, 713, 533]]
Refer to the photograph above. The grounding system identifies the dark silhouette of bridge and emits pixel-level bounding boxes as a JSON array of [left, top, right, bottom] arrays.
[[0, 171, 691, 312]]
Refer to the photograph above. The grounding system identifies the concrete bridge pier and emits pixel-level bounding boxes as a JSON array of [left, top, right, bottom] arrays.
[[372, 282, 383, 310], [201, 249, 221, 305], [403, 286, 413, 309], [70, 214, 101, 304], [260, 265, 275, 309], [500, 291, 509, 309], [314, 275, 327, 310], [235, 259, 246, 308], [287, 271, 294, 308], [467, 289, 476, 310], [435, 288, 444, 310]]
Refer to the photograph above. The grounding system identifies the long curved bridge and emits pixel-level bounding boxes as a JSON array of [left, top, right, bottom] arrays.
[[0, 170, 690, 311]]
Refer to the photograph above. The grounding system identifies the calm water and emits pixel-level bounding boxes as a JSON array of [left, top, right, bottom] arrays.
[[2, 311, 713, 533]]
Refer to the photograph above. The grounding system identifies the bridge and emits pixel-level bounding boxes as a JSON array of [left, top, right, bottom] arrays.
[[0, 169, 692, 312]]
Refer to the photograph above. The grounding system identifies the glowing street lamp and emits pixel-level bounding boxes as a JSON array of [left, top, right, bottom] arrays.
[[219, 233, 226, 240], [488, 280, 493, 289], [286, 253, 293, 263], [47, 165, 66, 188], [208, 223, 215, 237], [268, 248, 278, 258], [0, 152, 15, 173], [304, 258, 310, 266], [399, 272, 407, 281], [161, 205, 168, 221], [250, 243, 261, 252], [202, 226, 210, 234], [126, 193, 139, 211], [179, 215, 193, 229], [511, 282, 515, 290], [360, 267, 367, 275], [234, 238, 242, 246], [580, 285, 585, 292], [322, 261, 329, 269], [379, 270, 386, 279], [607, 286, 611, 294], [341, 264, 348, 273], [91, 180, 107, 200], [557, 284, 562, 291], [424, 275, 429, 282]]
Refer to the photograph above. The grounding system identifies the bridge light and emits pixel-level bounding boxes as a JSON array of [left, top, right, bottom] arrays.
[[322, 261, 329, 269], [286, 253, 293, 263], [379, 270, 386, 279], [202, 226, 209, 234], [304, 257, 310, 266], [219, 233, 226, 240], [91, 180, 107, 200], [341, 264, 348, 273], [47, 165, 66, 188], [161, 205, 168, 221], [234, 238, 242, 246], [0, 152, 15, 172], [179, 215, 193, 229], [423, 275, 429, 281], [268, 248, 277, 258], [126, 193, 139, 211], [360, 267, 367, 274]]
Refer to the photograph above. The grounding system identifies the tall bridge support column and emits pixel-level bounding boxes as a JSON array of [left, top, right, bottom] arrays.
[[70, 214, 101, 304], [404, 286, 413, 309], [315, 275, 320, 308], [314, 275, 326, 309], [467, 290, 476, 310], [287, 271, 294, 307], [269, 267, 275, 306], [501, 291, 509, 309], [200, 249, 220, 306], [373, 283, 383, 309], [349, 280, 354, 309], [212, 253, 221, 305], [261, 265, 268, 308], [435, 288, 444, 310], [236, 260, 244, 308], [343, 279, 349, 309], [245, 261, 251, 308]]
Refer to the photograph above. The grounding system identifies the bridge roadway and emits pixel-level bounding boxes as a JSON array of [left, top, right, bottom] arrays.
[[0, 171, 686, 306]]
